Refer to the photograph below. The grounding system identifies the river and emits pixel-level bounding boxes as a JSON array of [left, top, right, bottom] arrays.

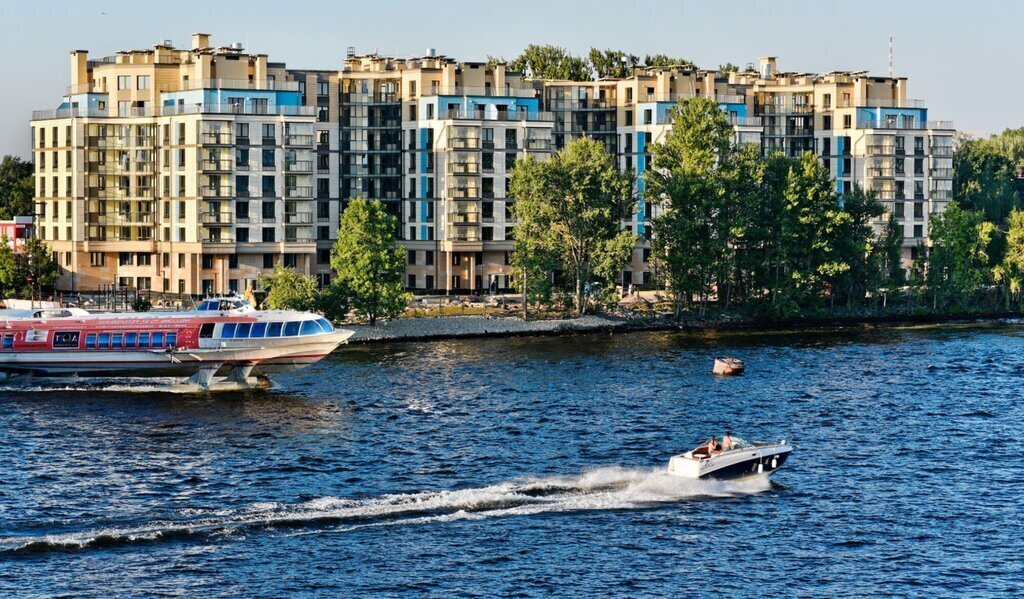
[[1, 323, 1022, 595]]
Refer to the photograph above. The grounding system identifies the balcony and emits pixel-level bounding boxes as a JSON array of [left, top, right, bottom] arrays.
[[930, 145, 954, 157], [342, 92, 401, 104], [449, 137, 481, 150], [438, 108, 555, 123], [525, 139, 552, 152], [200, 212, 236, 225], [86, 213, 154, 226], [285, 160, 313, 173], [201, 233, 235, 244], [448, 211, 481, 225], [446, 225, 481, 242], [199, 158, 234, 173], [930, 168, 954, 179], [201, 132, 235, 146], [867, 167, 895, 179], [284, 212, 313, 225], [285, 134, 315, 147], [284, 230, 316, 243], [285, 186, 313, 198], [162, 104, 315, 117], [200, 185, 234, 199], [447, 161, 481, 175], [447, 186, 480, 199]]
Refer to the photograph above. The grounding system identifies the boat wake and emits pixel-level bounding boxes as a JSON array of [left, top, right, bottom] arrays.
[[1, 467, 772, 554], [0, 376, 268, 394]]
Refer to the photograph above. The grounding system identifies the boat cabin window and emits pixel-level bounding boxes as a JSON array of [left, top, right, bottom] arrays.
[[85, 333, 97, 349], [139, 333, 150, 348], [112, 333, 123, 348], [284, 321, 300, 337], [98, 333, 111, 349], [199, 323, 215, 339], [166, 333, 177, 348], [267, 322, 283, 337], [251, 322, 267, 337], [125, 332, 137, 348], [2, 334, 13, 350], [221, 323, 237, 338], [236, 323, 252, 338], [300, 320, 319, 336], [316, 318, 334, 333], [152, 332, 164, 347]]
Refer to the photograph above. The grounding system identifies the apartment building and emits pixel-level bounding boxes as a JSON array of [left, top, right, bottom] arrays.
[[33, 37, 951, 296], [31, 34, 325, 294]]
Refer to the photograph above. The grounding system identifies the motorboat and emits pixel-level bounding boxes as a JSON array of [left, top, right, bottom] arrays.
[[0, 295, 353, 389], [668, 437, 792, 481]]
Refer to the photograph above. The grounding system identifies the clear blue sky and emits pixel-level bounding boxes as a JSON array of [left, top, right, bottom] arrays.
[[1, 0, 1018, 158]]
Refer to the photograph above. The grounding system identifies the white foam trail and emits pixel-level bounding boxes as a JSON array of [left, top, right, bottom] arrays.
[[0, 376, 266, 394], [1, 467, 772, 553]]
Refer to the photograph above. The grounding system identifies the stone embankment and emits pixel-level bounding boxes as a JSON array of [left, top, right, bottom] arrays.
[[346, 314, 665, 343]]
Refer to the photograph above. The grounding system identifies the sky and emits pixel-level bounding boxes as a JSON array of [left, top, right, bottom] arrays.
[[0, 0, 1020, 158]]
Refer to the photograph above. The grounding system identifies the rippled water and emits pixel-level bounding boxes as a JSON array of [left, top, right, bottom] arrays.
[[2, 323, 1023, 595]]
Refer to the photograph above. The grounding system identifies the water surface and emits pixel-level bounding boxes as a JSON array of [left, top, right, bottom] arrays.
[[1, 323, 1022, 595]]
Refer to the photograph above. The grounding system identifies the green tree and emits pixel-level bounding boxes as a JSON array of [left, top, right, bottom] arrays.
[[495, 45, 592, 81], [258, 265, 319, 311], [873, 215, 906, 309], [509, 156, 559, 319], [0, 156, 34, 220], [510, 137, 636, 316], [0, 237, 58, 299], [643, 54, 694, 69], [953, 137, 1019, 223], [830, 185, 886, 308], [314, 280, 352, 323], [647, 97, 736, 317], [994, 208, 1024, 309], [332, 198, 410, 324], [588, 48, 638, 79], [0, 236, 16, 298], [925, 202, 996, 309], [718, 63, 740, 73]]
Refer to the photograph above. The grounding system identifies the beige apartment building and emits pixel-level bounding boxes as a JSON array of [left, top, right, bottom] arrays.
[[32, 37, 952, 296]]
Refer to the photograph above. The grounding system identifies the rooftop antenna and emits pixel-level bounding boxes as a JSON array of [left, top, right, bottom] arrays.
[[888, 35, 894, 77]]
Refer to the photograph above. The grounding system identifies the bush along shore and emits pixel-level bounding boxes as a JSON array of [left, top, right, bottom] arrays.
[[344, 306, 1023, 344]]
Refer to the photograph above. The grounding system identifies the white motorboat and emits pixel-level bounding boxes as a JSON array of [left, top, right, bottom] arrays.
[[668, 437, 792, 481]]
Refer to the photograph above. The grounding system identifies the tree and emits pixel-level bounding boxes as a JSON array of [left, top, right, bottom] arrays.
[[495, 45, 592, 81], [994, 209, 1024, 309], [925, 202, 996, 310], [647, 97, 736, 317], [954, 137, 1019, 223], [0, 156, 34, 220], [873, 215, 905, 309], [0, 236, 57, 299], [509, 156, 559, 319], [258, 265, 319, 312], [642, 54, 694, 69], [314, 281, 352, 323], [332, 198, 410, 324], [588, 48, 638, 79], [830, 185, 885, 308], [510, 137, 636, 316], [718, 63, 740, 73]]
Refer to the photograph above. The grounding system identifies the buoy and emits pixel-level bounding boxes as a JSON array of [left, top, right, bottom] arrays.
[[757, 463, 764, 473], [713, 357, 745, 376], [771, 458, 778, 469]]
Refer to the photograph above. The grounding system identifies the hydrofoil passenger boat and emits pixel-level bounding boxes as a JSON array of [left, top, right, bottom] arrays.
[[0, 296, 353, 390]]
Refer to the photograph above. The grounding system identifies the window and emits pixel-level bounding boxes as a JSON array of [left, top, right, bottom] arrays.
[[221, 323, 237, 338], [112, 333, 123, 348], [316, 318, 334, 333], [643, 109, 652, 125], [843, 114, 851, 129], [90, 252, 105, 267], [166, 333, 177, 348], [267, 322, 283, 337], [117, 75, 130, 90], [408, 249, 416, 265], [3, 335, 13, 350], [98, 333, 111, 349], [300, 321, 320, 336], [284, 321, 300, 336], [138, 333, 150, 348], [125, 332, 137, 348], [263, 254, 275, 269], [914, 202, 924, 219], [136, 75, 150, 90], [251, 323, 267, 338], [822, 115, 832, 130], [152, 332, 164, 347], [85, 334, 97, 349], [235, 323, 252, 338], [262, 228, 275, 243]]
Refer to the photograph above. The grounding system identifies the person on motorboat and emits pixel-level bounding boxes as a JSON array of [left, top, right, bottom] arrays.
[[706, 437, 721, 455], [722, 432, 735, 451]]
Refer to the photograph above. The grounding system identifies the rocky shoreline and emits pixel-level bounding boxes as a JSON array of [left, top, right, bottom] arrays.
[[344, 311, 1022, 344]]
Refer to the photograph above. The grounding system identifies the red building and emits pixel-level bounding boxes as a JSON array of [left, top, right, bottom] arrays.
[[0, 217, 34, 251]]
